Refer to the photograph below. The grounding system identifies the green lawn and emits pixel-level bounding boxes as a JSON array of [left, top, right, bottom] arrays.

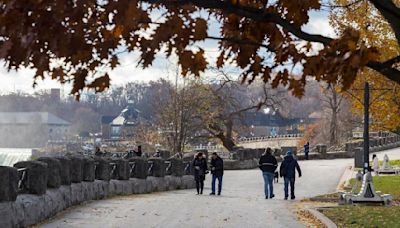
[[378, 159, 400, 167], [349, 176, 400, 200], [320, 176, 400, 227], [320, 206, 400, 228]]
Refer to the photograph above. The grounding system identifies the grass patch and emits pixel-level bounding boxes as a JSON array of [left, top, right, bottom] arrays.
[[320, 206, 400, 228], [349, 176, 400, 200], [317, 176, 400, 227], [378, 160, 400, 167]]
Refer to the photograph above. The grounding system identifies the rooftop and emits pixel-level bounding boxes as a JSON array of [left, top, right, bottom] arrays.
[[0, 112, 70, 125]]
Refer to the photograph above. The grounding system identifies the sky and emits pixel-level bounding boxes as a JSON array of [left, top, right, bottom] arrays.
[[0, 9, 335, 95]]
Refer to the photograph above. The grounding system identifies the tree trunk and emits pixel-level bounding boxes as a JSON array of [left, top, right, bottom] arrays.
[[329, 89, 338, 146], [221, 137, 236, 152], [221, 119, 236, 151], [330, 109, 338, 145]]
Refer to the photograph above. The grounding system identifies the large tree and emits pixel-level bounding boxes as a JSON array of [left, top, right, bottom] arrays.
[[330, 0, 400, 131], [0, 0, 399, 97]]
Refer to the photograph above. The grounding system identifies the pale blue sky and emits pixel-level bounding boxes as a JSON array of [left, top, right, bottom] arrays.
[[0, 10, 334, 94]]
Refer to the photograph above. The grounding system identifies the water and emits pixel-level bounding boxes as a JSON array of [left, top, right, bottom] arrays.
[[0, 148, 32, 166]]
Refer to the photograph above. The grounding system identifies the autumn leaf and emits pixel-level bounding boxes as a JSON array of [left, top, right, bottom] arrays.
[[193, 18, 208, 40], [88, 73, 110, 92]]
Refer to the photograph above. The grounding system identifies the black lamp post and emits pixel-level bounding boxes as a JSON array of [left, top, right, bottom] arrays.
[[363, 82, 370, 174]]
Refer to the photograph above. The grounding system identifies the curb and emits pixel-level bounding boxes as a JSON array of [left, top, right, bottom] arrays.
[[307, 208, 337, 228], [336, 165, 353, 192]]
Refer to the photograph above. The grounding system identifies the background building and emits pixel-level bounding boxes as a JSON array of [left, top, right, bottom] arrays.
[[0, 112, 70, 148]]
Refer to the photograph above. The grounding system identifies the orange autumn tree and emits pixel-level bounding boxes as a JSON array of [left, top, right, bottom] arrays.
[[0, 0, 399, 98], [330, 0, 400, 131]]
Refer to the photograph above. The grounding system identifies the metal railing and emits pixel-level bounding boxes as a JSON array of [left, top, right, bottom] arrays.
[[147, 161, 154, 175], [17, 168, 28, 191], [109, 162, 117, 177], [129, 162, 136, 176], [238, 134, 304, 143], [165, 161, 172, 174], [184, 163, 191, 175]]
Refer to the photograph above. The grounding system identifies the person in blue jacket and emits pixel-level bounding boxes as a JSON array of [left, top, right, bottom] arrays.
[[280, 150, 302, 200], [304, 141, 310, 160]]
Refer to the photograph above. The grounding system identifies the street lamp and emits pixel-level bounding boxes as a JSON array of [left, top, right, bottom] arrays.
[[363, 82, 370, 174]]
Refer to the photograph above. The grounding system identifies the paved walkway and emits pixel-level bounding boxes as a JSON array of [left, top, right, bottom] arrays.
[[41, 148, 400, 228]]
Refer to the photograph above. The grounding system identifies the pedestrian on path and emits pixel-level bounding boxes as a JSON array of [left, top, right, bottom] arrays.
[[193, 152, 208, 195], [210, 152, 224, 195], [280, 150, 302, 200], [259, 148, 278, 199], [304, 141, 310, 160], [372, 154, 379, 175]]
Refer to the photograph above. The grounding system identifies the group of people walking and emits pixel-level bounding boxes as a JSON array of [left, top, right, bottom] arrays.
[[259, 148, 302, 200], [192, 148, 302, 200]]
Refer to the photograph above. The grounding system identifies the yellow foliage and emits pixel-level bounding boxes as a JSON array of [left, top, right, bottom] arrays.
[[330, 0, 400, 131]]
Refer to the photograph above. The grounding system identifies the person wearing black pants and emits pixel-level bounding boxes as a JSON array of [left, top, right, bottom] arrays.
[[193, 152, 208, 195]]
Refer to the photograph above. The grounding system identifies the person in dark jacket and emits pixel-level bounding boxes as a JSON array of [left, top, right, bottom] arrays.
[[193, 152, 208, 195], [136, 145, 142, 157], [280, 150, 302, 200], [259, 148, 278, 199], [304, 142, 310, 160], [210, 152, 224, 195]]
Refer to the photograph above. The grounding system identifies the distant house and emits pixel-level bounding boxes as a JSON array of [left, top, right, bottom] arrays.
[[0, 112, 70, 148], [101, 103, 142, 140], [101, 115, 116, 140]]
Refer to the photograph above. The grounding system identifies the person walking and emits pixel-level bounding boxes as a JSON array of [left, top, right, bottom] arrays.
[[193, 152, 208, 195], [210, 152, 224, 196], [280, 150, 302, 200], [304, 141, 310, 160], [136, 145, 142, 157], [259, 148, 278, 199], [372, 154, 379, 175]]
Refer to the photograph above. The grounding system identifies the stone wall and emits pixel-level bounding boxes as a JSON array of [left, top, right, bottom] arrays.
[[344, 135, 400, 156], [0, 156, 195, 228], [224, 135, 400, 169]]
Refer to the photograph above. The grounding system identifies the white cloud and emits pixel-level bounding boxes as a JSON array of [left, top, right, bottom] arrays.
[[303, 11, 337, 38]]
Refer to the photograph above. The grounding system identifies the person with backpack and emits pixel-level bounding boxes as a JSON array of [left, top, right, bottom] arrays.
[[280, 150, 302, 200], [259, 148, 278, 199]]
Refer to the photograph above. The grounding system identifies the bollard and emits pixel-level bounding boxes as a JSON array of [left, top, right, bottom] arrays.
[[168, 158, 184, 177], [55, 156, 71, 185], [113, 159, 130, 180], [0, 166, 18, 202], [159, 150, 171, 159], [69, 156, 83, 183], [82, 157, 95, 182], [149, 158, 166, 177], [128, 157, 148, 179], [236, 149, 245, 161], [354, 147, 364, 168], [345, 143, 354, 153], [316, 144, 327, 158], [94, 157, 111, 181], [14, 161, 48, 195], [37, 157, 62, 188], [184, 161, 194, 175], [231, 152, 239, 160]]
